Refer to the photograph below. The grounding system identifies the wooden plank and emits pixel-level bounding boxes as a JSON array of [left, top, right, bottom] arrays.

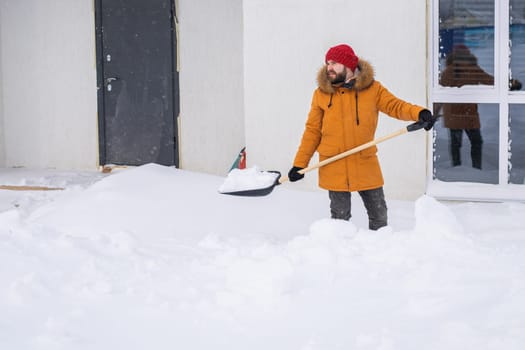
[[0, 185, 64, 191]]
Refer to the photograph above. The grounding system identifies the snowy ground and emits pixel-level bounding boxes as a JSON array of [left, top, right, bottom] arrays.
[[1, 164, 525, 350]]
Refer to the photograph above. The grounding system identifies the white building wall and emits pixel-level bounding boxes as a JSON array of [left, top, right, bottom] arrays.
[[0, 0, 429, 200], [0, 3, 4, 167], [178, 0, 245, 175], [0, 0, 98, 170], [243, 0, 429, 200]]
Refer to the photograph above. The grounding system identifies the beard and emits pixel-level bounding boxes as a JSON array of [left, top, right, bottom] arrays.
[[327, 69, 347, 84]]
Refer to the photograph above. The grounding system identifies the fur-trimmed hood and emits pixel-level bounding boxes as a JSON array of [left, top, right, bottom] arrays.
[[316, 58, 375, 94]]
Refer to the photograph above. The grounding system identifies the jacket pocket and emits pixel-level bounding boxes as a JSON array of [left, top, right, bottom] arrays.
[[359, 145, 377, 158], [317, 143, 340, 158]]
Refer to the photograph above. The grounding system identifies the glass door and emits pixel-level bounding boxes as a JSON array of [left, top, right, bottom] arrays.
[[509, 0, 525, 186], [428, 0, 525, 201]]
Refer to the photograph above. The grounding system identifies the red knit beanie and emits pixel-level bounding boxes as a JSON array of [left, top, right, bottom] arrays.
[[325, 44, 359, 72]]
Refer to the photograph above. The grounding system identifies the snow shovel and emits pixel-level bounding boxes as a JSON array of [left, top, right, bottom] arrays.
[[221, 120, 428, 196]]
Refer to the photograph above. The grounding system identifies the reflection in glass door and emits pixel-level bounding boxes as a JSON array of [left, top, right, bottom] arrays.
[[438, 1, 495, 84], [434, 0, 497, 184], [430, 0, 525, 200], [510, 0, 525, 89], [509, 104, 525, 184], [508, 1, 525, 185], [433, 103, 499, 184]]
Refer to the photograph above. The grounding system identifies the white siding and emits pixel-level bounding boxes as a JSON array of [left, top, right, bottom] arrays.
[[0, 0, 98, 170], [0, 3, 4, 166], [178, 0, 245, 175], [0, 0, 430, 200], [243, 0, 429, 199]]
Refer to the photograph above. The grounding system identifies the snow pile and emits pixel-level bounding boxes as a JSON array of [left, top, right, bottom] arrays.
[[1, 163, 525, 349], [218, 166, 280, 193]]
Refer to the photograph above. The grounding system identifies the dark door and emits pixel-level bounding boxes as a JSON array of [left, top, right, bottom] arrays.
[[95, 0, 179, 166]]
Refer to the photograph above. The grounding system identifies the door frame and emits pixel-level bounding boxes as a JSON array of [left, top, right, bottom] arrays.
[[94, 0, 180, 167]]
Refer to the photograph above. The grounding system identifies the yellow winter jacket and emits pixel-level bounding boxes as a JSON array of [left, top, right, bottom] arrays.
[[293, 59, 424, 192]]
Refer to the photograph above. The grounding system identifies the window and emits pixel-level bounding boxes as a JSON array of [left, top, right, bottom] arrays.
[[429, 0, 525, 200], [510, 0, 525, 88], [509, 104, 525, 184]]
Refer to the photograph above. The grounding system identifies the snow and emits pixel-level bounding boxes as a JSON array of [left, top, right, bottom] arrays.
[[1, 163, 525, 349], [218, 167, 280, 194]]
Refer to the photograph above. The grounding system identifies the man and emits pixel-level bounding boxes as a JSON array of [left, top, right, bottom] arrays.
[[288, 44, 434, 230]]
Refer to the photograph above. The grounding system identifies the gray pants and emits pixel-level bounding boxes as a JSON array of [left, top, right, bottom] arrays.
[[328, 187, 388, 230]]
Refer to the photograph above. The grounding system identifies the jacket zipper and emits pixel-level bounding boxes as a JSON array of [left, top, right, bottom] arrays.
[[355, 91, 359, 125]]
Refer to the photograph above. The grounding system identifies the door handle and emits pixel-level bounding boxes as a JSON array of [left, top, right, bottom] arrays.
[[106, 77, 119, 84]]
